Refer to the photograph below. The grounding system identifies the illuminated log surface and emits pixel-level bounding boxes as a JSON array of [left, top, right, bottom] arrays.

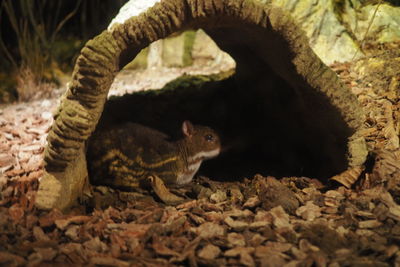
[[35, 0, 366, 211]]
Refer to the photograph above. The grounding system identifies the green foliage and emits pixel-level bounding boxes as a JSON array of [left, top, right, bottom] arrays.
[[0, 0, 82, 76], [0, 0, 83, 101]]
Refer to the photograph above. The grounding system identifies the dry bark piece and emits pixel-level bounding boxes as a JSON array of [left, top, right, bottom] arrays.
[[0, 251, 27, 266], [296, 201, 322, 221], [299, 223, 347, 255], [90, 257, 130, 267], [152, 236, 181, 257], [256, 250, 289, 266], [270, 206, 291, 229], [0, 153, 15, 166], [0, 174, 8, 192], [330, 166, 364, 188], [227, 232, 246, 247], [371, 149, 400, 186], [203, 211, 224, 222], [225, 208, 253, 219], [54, 215, 91, 230], [210, 190, 227, 203], [254, 210, 273, 223], [188, 212, 206, 225], [33, 247, 58, 261], [248, 234, 267, 247], [65, 225, 81, 241], [83, 236, 108, 253], [32, 226, 50, 242], [8, 203, 24, 222], [224, 216, 249, 232], [243, 196, 261, 209], [163, 216, 187, 234], [194, 222, 225, 239], [224, 247, 255, 266], [197, 244, 221, 260], [358, 219, 382, 229], [230, 185, 244, 203], [324, 190, 345, 207]]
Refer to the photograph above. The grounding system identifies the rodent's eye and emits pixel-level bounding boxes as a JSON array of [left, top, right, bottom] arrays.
[[204, 134, 214, 142]]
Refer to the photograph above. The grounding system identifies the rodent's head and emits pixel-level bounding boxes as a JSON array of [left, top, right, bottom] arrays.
[[181, 120, 221, 161]]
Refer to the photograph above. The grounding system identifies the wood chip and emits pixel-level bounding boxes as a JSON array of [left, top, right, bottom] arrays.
[[296, 201, 322, 221], [330, 166, 364, 188], [198, 244, 221, 260], [224, 216, 249, 231], [194, 222, 225, 238], [270, 206, 291, 229]]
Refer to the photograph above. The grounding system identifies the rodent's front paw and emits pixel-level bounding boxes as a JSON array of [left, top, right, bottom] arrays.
[[147, 175, 186, 205]]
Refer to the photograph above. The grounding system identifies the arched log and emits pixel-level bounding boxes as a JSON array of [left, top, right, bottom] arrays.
[[36, 0, 366, 211]]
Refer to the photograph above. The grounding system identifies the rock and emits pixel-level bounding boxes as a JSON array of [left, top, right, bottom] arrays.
[[268, 0, 400, 64], [268, 0, 362, 64]]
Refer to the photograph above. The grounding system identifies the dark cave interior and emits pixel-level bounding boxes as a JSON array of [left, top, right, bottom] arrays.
[[93, 43, 353, 182]]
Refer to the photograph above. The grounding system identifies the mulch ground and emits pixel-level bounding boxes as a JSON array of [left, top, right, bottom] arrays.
[[1, 43, 400, 266]]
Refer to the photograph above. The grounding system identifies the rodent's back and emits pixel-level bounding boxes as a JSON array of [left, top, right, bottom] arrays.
[[87, 122, 180, 189]]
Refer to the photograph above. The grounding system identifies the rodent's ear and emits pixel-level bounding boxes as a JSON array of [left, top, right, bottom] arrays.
[[182, 120, 194, 137]]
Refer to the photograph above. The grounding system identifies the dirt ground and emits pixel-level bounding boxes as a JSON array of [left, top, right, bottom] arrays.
[[1, 43, 400, 266]]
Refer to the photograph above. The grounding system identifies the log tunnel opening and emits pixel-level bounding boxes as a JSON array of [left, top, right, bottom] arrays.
[[92, 39, 353, 183]]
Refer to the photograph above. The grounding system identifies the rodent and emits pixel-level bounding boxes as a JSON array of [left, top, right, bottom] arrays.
[[87, 121, 221, 190]]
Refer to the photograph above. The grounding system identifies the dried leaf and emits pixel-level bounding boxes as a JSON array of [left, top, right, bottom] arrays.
[[330, 166, 364, 188]]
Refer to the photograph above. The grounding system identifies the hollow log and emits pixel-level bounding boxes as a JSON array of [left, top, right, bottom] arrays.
[[35, 0, 366, 211]]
